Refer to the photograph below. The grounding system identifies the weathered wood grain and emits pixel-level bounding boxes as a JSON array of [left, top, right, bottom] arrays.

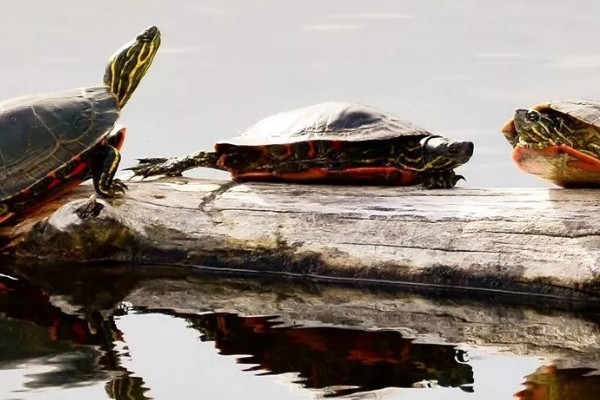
[[2, 177, 600, 301]]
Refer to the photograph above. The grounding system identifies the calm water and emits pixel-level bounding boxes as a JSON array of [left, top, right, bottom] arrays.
[[2, 262, 600, 400], [3, 1, 600, 399]]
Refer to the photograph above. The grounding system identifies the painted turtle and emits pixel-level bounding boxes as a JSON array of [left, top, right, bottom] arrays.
[[0, 26, 161, 224], [502, 100, 600, 187], [131, 102, 474, 188]]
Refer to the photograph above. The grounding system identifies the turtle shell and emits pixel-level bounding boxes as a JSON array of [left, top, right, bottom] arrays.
[[217, 102, 430, 147], [538, 99, 600, 126], [0, 86, 119, 201], [212, 102, 444, 185]]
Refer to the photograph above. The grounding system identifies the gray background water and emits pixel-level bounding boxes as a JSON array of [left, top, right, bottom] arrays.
[[3, 0, 600, 187]]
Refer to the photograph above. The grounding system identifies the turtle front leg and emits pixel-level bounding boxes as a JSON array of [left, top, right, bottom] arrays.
[[91, 144, 127, 198], [421, 170, 465, 189], [128, 151, 221, 178]]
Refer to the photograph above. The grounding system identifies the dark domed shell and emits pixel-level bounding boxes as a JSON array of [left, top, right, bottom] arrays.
[[219, 102, 430, 146], [537, 99, 600, 128], [0, 86, 119, 200]]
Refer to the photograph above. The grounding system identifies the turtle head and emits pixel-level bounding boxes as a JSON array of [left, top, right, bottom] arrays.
[[503, 108, 558, 148], [420, 136, 474, 170], [104, 25, 161, 109]]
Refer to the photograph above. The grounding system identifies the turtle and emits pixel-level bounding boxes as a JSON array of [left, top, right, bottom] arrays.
[[501, 100, 600, 187], [130, 102, 474, 188], [0, 25, 161, 225]]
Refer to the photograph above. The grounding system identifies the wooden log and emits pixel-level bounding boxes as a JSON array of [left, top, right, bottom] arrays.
[[2, 177, 600, 302]]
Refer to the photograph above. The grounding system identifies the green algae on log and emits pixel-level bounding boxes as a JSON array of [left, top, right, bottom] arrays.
[[2, 177, 600, 302]]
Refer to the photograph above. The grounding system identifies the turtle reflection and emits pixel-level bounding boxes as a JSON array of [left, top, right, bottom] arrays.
[[1, 264, 475, 398], [0, 273, 148, 400], [160, 311, 475, 397]]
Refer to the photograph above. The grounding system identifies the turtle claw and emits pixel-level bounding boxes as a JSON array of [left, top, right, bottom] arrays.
[[136, 157, 169, 165], [422, 170, 465, 189], [127, 158, 184, 178], [99, 179, 128, 198], [112, 179, 128, 193], [126, 164, 154, 178]]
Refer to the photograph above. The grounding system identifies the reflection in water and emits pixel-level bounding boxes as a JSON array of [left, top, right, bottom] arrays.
[[169, 312, 474, 396], [2, 264, 600, 399], [0, 269, 475, 398], [0, 272, 149, 400]]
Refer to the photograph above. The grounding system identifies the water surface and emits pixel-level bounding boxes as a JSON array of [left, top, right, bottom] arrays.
[[1, 263, 600, 399]]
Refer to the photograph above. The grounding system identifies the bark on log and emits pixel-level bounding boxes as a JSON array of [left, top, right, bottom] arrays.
[[2, 177, 600, 302]]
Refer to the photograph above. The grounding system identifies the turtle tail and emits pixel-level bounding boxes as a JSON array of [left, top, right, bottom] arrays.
[[104, 26, 161, 109], [128, 151, 223, 178]]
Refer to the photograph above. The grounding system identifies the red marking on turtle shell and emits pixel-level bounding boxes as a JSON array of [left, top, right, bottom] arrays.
[[283, 144, 293, 160], [46, 178, 62, 191], [233, 166, 420, 185], [67, 161, 89, 179], [259, 145, 270, 156], [216, 154, 228, 169], [113, 127, 127, 150], [513, 144, 600, 175], [331, 141, 343, 151], [0, 212, 15, 225], [513, 144, 600, 187], [555, 145, 600, 172], [330, 167, 420, 185], [306, 141, 316, 159], [512, 146, 545, 175]]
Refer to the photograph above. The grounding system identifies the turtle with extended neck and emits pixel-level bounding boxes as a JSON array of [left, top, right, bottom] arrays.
[[131, 102, 474, 189], [0, 26, 161, 225]]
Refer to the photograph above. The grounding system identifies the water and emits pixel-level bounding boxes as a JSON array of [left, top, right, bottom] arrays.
[[2, 1, 600, 187], [1, 262, 600, 400]]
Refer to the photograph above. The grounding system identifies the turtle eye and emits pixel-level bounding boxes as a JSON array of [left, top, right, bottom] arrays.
[[526, 111, 539, 122]]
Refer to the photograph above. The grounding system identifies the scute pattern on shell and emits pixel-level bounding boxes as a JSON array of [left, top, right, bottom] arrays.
[[0, 86, 119, 200], [537, 99, 600, 128], [220, 102, 431, 146]]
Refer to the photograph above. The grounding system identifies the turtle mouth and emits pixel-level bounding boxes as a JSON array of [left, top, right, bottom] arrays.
[[451, 141, 474, 159], [445, 141, 474, 167], [501, 119, 519, 147]]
